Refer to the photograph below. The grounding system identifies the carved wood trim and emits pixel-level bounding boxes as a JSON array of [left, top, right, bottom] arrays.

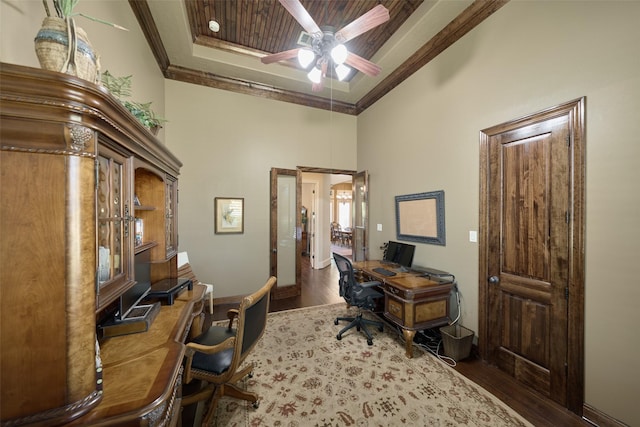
[[0, 63, 182, 175]]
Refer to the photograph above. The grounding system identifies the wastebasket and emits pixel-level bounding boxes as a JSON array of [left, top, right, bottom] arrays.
[[439, 324, 474, 361]]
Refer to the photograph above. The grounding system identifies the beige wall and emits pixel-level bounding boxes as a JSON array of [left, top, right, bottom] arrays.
[[3, 0, 639, 425], [0, 0, 165, 139], [358, 1, 639, 425], [164, 80, 357, 297]]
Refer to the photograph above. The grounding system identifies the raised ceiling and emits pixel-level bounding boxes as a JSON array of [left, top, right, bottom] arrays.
[[131, 0, 508, 115]]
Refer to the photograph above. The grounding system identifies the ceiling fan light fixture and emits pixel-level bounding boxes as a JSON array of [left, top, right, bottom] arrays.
[[335, 63, 351, 81], [307, 66, 323, 84], [330, 44, 348, 65], [297, 48, 315, 68]]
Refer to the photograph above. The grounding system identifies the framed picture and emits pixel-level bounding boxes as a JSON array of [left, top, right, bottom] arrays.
[[395, 190, 446, 246], [214, 197, 244, 234]]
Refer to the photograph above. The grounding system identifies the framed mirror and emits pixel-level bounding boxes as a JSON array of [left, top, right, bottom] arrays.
[[395, 190, 446, 246]]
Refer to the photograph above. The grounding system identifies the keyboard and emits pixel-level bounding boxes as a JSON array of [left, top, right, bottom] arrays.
[[373, 267, 397, 277]]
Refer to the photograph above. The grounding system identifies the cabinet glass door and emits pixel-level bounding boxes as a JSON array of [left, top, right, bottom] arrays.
[[97, 147, 133, 309], [165, 175, 178, 258]]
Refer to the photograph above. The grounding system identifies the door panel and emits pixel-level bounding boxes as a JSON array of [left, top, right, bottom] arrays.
[[352, 171, 368, 261], [477, 96, 592, 413], [270, 168, 301, 299], [490, 116, 569, 404]]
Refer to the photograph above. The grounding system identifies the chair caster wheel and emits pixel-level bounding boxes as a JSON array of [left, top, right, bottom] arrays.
[[337, 334, 342, 341], [356, 326, 361, 331], [252, 400, 260, 409], [378, 325, 384, 332], [367, 340, 373, 346], [248, 371, 254, 378], [334, 319, 339, 325]]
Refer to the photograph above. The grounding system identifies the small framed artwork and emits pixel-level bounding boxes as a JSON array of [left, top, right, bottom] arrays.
[[214, 197, 244, 234]]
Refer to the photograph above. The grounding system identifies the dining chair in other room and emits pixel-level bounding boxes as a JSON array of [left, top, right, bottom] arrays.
[[330, 222, 341, 244], [181, 276, 276, 425], [333, 252, 384, 345]]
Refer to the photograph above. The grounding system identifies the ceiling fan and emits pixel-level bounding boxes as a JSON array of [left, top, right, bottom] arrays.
[[261, 0, 390, 92]]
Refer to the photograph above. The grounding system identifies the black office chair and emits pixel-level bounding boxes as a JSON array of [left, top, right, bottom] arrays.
[[333, 252, 384, 345]]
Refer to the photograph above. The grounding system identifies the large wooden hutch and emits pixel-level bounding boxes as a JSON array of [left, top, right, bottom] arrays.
[[0, 63, 203, 426]]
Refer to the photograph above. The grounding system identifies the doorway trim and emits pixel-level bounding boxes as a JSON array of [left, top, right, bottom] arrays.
[[478, 97, 586, 414]]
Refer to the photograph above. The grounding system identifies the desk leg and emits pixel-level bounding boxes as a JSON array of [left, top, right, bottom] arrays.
[[402, 329, 416, 358]]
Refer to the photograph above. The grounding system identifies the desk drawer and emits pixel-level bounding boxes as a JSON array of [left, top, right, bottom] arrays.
[[384, 291, 450, 330], [385, 294, 405, 325]]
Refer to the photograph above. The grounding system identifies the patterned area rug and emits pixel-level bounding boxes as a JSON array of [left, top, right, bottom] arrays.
[[211, 303, 532, 427]]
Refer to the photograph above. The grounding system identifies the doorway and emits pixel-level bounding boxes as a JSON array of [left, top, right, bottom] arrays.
[[328, 178, 353, 260], [478, 98, 586, 414], [271, 167, 367, 302]]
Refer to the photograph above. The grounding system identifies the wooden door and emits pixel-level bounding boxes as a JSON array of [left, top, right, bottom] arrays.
[[270, 167, 301, 299], [479, 98, 586, 413]]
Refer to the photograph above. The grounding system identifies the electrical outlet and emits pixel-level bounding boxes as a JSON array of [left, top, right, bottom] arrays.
[[469, 230, 478, 242]]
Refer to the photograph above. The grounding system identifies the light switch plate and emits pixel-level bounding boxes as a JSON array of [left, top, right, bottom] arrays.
[[377, 224, 383, 231], [469, 230, 478, 242]]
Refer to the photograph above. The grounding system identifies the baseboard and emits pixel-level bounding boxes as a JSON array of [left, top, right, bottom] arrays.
[[582, 403, 629, 427], [316, 256, 331, 269]]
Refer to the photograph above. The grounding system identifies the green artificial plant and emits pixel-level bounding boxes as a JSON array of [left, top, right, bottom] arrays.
[[101, 71, 167, 131]]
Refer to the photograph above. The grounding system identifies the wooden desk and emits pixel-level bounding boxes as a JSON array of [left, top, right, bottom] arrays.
[[353, 260, 454, 358], [68, 284, 206, 426]]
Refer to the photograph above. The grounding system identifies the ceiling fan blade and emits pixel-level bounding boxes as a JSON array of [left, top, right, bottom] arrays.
[[345, 52, 382, 77], [335, 4, 390, 43], [261, 48, 300, 64], [279, 0, 322, 36]]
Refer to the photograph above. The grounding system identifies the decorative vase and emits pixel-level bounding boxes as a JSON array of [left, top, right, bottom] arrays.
[[34, 17, 101, 83]]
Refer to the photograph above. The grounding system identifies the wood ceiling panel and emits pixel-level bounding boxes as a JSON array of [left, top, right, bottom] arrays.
[[191, 0, 424, 61], [133, 0, 509, 114]]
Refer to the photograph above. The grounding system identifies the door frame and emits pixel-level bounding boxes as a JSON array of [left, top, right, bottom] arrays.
[[270, 167, 356, 298], [478, 97, 586, 414], [301, 180, 318, 268]]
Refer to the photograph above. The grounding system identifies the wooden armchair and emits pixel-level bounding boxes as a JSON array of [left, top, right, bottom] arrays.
[[181, 276, 276, 424]]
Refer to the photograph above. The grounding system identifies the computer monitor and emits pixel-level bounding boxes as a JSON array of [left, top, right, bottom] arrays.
[[118, 250, 151, 320], [383, 241, 400, 263], [395, 243, 416, 268], [383, 241, 416, 268]]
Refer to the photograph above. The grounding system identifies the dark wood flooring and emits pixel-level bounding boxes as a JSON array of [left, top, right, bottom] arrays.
[[210, 250, 590, 427]]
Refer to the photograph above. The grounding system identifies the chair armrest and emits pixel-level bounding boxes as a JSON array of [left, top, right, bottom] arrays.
[[227, 308, 239, 329], [186, 337, 235, 355], [358, 280, 381, 289]]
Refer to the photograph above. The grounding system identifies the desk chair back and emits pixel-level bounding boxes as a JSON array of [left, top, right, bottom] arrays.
[[333, 252, 379, 311], [182, 276, 276, 423], [333, 253, 384, 345]]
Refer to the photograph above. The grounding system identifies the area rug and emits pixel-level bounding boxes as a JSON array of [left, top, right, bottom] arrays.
[[211, 303, 532, 427]]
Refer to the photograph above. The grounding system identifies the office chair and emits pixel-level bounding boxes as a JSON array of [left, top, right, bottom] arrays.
[[181, 276, 276, 425], [333, 253, 384, 345]]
